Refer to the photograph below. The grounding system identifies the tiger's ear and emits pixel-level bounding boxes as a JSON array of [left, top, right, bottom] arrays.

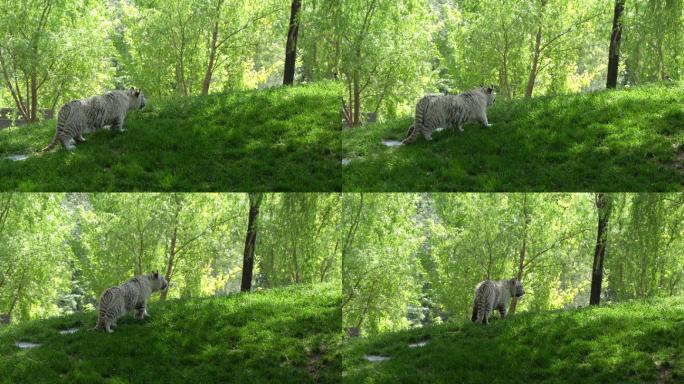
[[134, 91, 140, 97], [486, 86, 494, 94], [153, 271, 159, 279]]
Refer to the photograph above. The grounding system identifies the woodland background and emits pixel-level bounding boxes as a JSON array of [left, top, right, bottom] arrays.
[[3, 1, 682, 126], [0, 193, 343, 324], [341, 193, 684, 335]]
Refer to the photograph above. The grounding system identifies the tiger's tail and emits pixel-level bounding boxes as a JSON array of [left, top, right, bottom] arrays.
[[41, 129, 60, 152], [41, 111, 68, 152], [402, 97, 428, 145]]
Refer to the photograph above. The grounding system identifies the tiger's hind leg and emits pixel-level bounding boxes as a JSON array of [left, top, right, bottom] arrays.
[[471, 303, 478, 322], [111, 117, 126, 133], [135, 305, 144, 320]]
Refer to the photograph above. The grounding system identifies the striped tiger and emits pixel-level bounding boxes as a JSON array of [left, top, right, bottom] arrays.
[[41, 88, 146, 151], [402, 86, 496, 145], [471, 278, 524, 325], [93, 271, 168, 333]]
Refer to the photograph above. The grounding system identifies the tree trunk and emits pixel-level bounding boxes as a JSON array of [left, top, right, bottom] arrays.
[[525, 0, 547, 98], [283, 0, 302, 85], [606, 0, 625, 89], [6, 272, 27, 319], [590, 193, 613, 305], [136, 235, 143, 276], [509, 193, 529, 315], [353, 67, 361, 126], [525, 26, 543, 98], [201, 20, 220, 95], [29, 67, 38, 122], [160, 224, 177, 301], [241, 193, 263, 292]]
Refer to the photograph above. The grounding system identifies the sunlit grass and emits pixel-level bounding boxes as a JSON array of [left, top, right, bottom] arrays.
[[0, 82, 342, 191], [343, 296, 684, 383], [0, 283, 342, 384], [342, 83, 684, 191]]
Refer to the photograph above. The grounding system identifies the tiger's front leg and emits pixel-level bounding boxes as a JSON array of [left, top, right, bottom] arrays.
[[111, 117, 126, 133], [479, 114, 493, 128], [135, 301, 147, 320], [498, 305, 507, 319]]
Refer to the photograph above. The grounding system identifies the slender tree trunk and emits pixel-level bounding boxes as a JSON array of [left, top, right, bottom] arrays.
[[283, 0, 302, 85], [136, 236, 143, 276], [29, 68, 37, 122], [202, 21, 220, 95], [6, 272, 27, 319], [590, 193, 613, 305], [241, 193, 263, 292], [525, 26, 543, 98], [160, 224, 177, 301], [509, 194, 529, 315], [525, 0, 547, 98], [606, 0, 625, 89], [353, 67, 361, 125]]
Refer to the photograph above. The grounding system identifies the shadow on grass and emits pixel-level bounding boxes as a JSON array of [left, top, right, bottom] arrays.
[[343, 298, 684, 384], [0, 283, 342, 384]]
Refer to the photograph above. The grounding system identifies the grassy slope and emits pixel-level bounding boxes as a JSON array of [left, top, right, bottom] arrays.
[[343, 83, 684, 191], [0, 283, 341, 384], [0, 82, 341, 191], [343, 296, 684, 383]]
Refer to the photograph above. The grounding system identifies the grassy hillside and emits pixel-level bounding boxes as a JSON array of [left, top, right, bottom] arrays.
[[343, 296, 684, 383], [342, 83, 684, 191], [0, 82, 341, 191], [0, 283, 341, 384]]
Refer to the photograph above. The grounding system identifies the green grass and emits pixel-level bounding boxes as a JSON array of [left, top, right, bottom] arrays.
[[0, 82, 342, 191], [0, 283, 341, 384], [343, 296, 684, 383], [342, 83, 684, 191]]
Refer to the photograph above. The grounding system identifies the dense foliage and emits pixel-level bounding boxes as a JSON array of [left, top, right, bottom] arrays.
[[0, 0, 339, 120]]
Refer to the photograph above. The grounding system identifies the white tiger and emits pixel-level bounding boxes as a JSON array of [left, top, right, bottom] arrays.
[[93, 271, 168, 333], [402, 86, 496, 145], [471, 278, 524, 325], [41, 88, 146, 151]]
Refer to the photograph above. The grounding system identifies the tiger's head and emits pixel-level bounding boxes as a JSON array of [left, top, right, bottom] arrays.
[[509, 278, 525, 298], [127, 87, 147, 110], [483, 85, 496, 107], [148, 271, 169, 292]]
